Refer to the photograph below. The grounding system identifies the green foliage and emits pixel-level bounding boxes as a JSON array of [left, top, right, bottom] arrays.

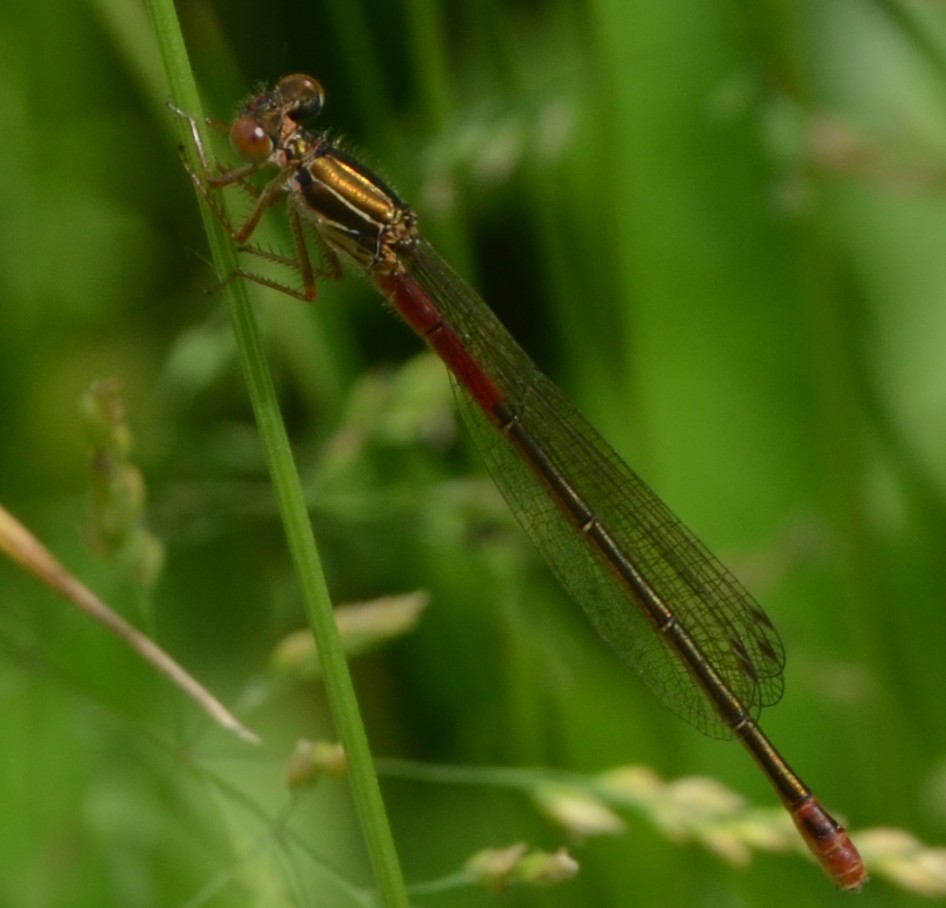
[[2, 0, 946, 905]]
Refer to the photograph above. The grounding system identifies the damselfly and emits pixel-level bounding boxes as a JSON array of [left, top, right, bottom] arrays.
[[171, 75, 866, 890]]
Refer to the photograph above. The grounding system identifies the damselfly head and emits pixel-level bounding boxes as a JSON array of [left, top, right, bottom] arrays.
[[229, 74, 325, 164]]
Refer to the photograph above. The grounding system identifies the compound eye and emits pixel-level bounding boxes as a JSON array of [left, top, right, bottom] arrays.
[[230, 115, 273, 161], [278, 73, 325, 121]]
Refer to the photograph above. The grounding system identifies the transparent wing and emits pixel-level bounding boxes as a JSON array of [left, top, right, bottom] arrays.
[[402, 238, 785, 739]]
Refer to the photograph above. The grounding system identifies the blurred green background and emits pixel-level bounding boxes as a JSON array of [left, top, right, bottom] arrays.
[[2, 0, 946, 905]]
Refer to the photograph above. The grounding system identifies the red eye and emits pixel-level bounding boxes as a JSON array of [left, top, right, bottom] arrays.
[[230, 115, 273, 161]]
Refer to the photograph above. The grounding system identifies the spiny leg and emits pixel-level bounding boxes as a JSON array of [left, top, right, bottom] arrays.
[[219, 201, 344, 301]]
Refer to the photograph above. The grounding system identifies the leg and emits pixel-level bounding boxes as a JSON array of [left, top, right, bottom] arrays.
[[224, 201, 343, 301]]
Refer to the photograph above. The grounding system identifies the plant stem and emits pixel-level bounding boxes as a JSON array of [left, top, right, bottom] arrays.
[[146, 4, 410, 904]]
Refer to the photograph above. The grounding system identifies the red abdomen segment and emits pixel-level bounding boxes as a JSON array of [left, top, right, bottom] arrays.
[[792, 796, 867, 891]]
